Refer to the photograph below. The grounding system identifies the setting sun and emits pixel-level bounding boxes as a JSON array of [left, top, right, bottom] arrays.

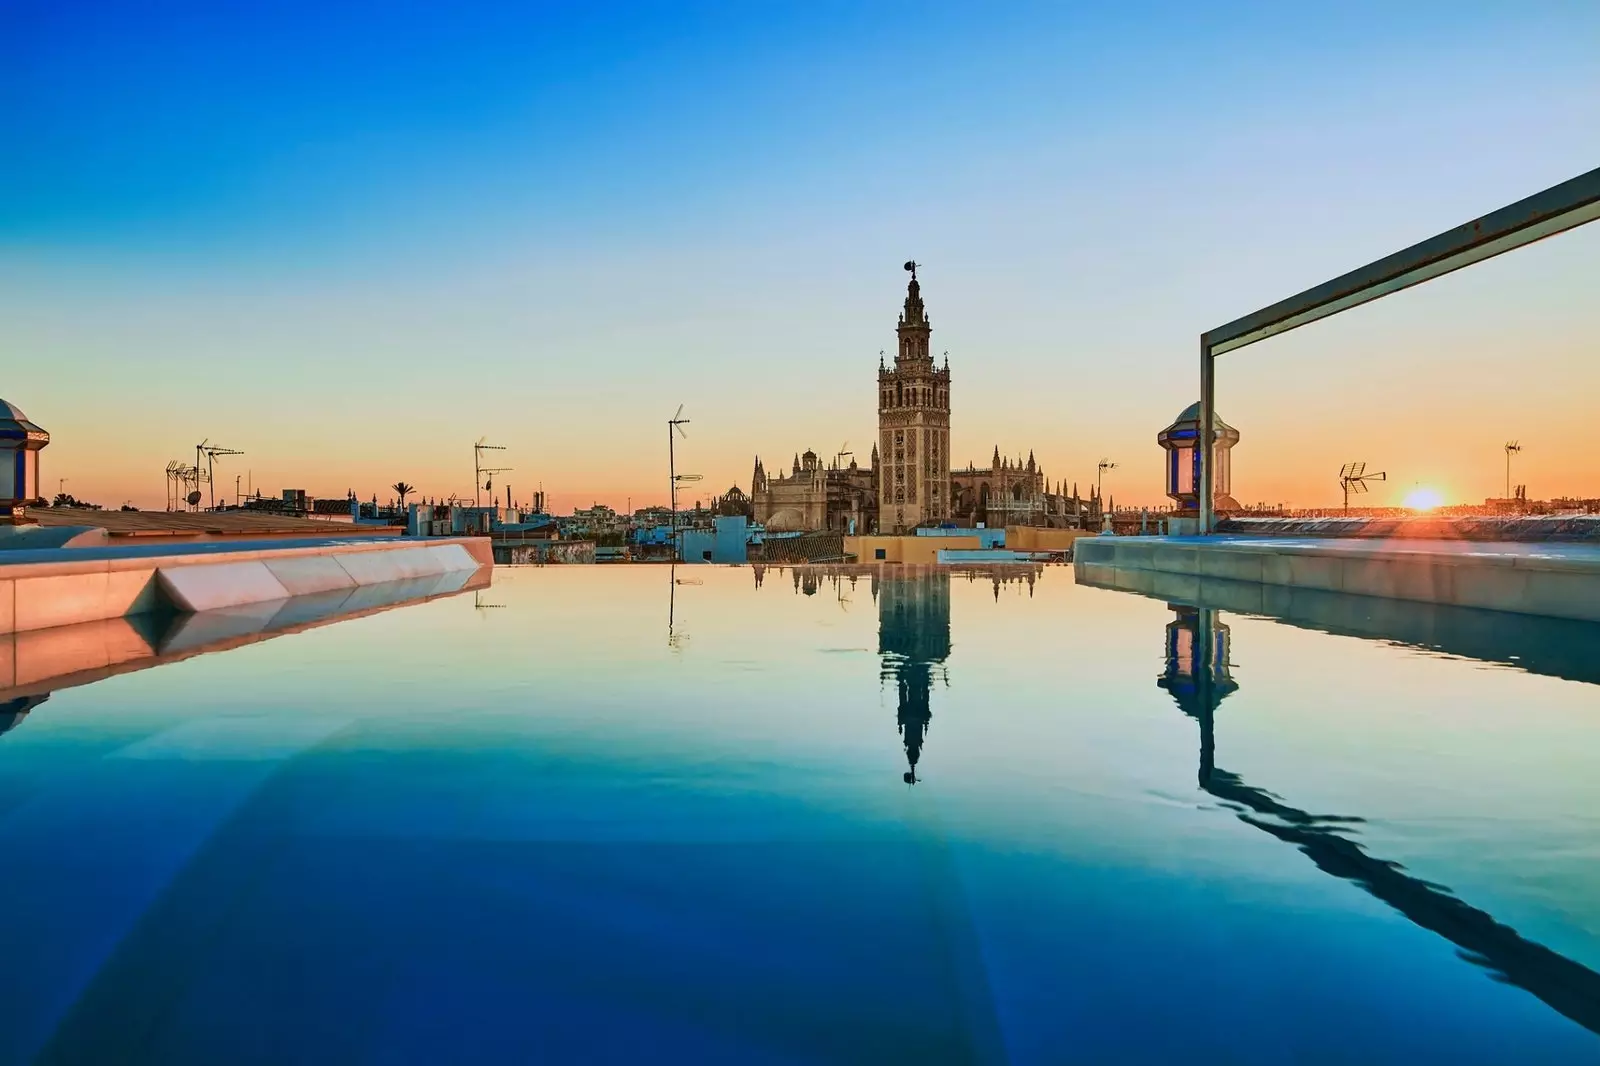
[[1403, 486, 1445, 511]]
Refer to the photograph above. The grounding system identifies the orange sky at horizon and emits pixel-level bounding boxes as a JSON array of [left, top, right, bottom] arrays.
[[18, 216, 1598, 518]]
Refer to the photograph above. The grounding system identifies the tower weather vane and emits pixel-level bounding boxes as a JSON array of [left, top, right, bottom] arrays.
[[903, 260, 919, 278]]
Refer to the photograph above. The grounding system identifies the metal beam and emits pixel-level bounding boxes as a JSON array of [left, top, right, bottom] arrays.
[[1195, 165, 1600, 533], [1203, 165, 1600, 357], [1198, 337, 1215, 535]]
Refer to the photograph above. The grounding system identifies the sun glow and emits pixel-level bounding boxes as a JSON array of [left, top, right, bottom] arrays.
[[1403, 486, 1445, 511]]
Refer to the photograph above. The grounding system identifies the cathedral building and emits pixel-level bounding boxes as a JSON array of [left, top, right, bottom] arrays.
[[749, 263, 1097, 533]]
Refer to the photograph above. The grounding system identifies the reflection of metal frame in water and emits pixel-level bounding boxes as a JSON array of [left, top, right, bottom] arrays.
[[1086, 565, 1600, 688], [1162, 605, 1600, 1037]]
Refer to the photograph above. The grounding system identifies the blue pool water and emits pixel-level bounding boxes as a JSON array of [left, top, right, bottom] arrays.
[[1, 564, 1597, 1064]]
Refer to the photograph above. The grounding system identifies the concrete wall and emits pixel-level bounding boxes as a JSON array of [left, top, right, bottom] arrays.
[[2, 566, 489, 702], [845, 534, 981, 563], [1006, 527, 1092, 553], [0, 536, 491, 635], [1075, 535, 1600, 623]]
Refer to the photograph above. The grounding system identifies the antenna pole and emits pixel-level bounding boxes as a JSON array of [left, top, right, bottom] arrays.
[[669, 420, 677, 562]]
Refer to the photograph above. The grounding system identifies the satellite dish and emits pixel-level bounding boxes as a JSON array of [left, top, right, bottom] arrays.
[[186, 490, 202, 506]]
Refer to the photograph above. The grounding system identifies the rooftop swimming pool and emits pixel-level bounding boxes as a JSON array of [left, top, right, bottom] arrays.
[[1, 563, 1596, 1064]]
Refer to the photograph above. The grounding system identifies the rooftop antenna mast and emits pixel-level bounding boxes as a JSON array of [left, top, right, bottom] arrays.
[[198, 441, 244, 511], [1338, 462, 1387, 514], [668, 405, 691, 561], [473, 438, 511, 509], [1097, 458, 1118, 501], [1504, 441, 1522, 500], [835, 441, 852, 469]]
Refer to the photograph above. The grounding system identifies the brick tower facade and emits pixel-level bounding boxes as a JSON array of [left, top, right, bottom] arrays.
[[878, 262, 951, 532]]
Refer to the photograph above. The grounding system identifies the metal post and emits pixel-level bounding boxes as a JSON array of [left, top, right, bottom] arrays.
[[1198, 340, 1215, 534], [668, 423, 677, 563]]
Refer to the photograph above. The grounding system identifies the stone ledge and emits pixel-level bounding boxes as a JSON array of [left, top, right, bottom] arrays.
[[1074, 535, 1600, 622]]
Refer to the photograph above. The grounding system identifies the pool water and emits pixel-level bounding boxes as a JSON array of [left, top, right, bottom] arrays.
[[1, 564, 1597, 1064]]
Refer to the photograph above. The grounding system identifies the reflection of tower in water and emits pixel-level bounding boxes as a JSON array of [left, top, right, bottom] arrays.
[[875, 569, 951, 783]]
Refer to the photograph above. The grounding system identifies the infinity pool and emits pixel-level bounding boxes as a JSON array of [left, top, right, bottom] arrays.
[[1, 564, 1596, 1064]]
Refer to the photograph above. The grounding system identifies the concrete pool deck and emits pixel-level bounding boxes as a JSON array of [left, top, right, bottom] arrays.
[[0, 536, 492, 634], [1074, 535, 1600, 622]]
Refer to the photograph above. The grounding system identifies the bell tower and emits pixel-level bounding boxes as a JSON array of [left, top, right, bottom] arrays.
[[877, 262, 951, 532]]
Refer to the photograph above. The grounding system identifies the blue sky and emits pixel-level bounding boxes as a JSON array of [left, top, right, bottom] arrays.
[[4, 1, 1597, 509]]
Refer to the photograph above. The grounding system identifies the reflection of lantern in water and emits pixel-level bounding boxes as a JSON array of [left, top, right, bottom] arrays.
[[1158, 604, 1237, 712], [1157, 402, 1240, 514], [1157, 604, 1237, 783]]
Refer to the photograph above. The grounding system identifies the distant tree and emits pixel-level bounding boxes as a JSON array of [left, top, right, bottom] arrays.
[[51, 493, 102, 510], [392, 481, 415, 508]]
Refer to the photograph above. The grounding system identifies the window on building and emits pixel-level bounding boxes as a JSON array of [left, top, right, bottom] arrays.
[[874, 548, 887, 560]]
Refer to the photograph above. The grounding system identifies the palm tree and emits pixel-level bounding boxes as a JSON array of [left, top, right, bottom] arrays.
[[392, 481, 415, 508]]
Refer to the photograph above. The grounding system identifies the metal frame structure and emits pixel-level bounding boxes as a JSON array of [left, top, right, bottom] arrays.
[[1197, 165, 1600, 532]]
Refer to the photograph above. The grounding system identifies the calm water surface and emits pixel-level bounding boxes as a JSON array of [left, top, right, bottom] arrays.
[[1, 564, 1597, 1064]]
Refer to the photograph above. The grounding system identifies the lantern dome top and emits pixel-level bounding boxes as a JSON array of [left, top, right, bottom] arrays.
[[1158, 402, 1239, 446], [1169, 402, 1235, 432], [0, 399, 47, 442]]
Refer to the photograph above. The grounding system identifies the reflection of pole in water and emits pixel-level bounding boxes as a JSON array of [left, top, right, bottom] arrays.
[[1157, 604, 1600, 1037], [667, 563, 681, 650], [879, 569, 951, 783]]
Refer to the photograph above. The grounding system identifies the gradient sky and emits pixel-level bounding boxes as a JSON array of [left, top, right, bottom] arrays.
[[3, 0, 1597, 512]]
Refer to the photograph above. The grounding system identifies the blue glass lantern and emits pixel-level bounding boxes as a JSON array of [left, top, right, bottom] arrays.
[[0, 398, 49, 521], [1157, 402, 1239, 513]]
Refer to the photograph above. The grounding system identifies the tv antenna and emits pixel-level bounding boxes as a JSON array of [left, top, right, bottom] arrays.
[[668, 405, 691, 561], [196, 440, 244, 511], [1338, 462, 1387, 514], [1097, 458, 1118, 500], [473, 437, 511, 508], [1504, 441, 1522, 499], [835, 441, 852, 468], [166, 459, 202, 511]]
